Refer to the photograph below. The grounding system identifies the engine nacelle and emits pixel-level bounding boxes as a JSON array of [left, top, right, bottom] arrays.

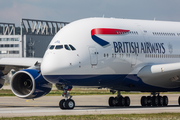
[[11, 69, 52, 99]]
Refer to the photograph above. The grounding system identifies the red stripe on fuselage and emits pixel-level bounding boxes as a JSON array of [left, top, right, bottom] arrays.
[[91, 28, 130, 36]]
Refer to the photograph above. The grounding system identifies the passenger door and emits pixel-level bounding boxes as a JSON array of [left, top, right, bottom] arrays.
[[131, 51, 137, 67], [89, 47, 98, 65]]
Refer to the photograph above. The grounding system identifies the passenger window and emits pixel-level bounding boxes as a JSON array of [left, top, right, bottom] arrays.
[[49, 45, 55, 50], [64, 45, 71, 50], [69, 44, 76, 50], [55, 45, 63, 50]]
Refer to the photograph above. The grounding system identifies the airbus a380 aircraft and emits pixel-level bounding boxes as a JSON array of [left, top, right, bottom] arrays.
[[0, 17, 180, 109]]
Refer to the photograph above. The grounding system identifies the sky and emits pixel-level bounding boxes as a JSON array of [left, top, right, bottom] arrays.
[[0, 0, 180, 26]]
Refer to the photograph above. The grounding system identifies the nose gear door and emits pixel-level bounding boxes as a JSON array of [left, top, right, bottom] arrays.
[[89, 47, 98, 65]]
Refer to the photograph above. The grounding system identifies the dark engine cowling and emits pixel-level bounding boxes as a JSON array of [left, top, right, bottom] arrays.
[[11, 69, 52, 99]]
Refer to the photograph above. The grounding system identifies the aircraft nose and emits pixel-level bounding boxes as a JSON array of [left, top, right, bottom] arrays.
[[41, 54, 55, 76]]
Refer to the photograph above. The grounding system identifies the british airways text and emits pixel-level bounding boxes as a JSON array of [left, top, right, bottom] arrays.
[[113, 42, 165, 54]]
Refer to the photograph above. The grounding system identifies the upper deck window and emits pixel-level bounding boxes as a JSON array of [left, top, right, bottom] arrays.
[[49, 45, 55, 50], [69, 44, 76, 50], [55, 45, 63, 50]]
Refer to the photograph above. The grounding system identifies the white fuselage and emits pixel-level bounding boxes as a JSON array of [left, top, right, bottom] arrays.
[[41, 18, 180, 91]]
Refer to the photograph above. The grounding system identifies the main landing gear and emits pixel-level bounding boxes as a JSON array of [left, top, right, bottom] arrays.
[[108, 91, 170, 107], [108, 90, 130, 107], [141, 92, 168, 107], [59, 86, 75, 110]]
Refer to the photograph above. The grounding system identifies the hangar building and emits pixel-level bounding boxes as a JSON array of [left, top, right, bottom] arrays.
[[0, 19, 69, 58]]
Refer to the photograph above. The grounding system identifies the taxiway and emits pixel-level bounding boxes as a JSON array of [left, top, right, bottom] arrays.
[[0, 94, 180, 117]]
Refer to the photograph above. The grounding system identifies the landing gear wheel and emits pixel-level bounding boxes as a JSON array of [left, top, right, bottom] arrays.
[[59, 99, 66, 109], [118, 96, 125, 106], [65, 99, 75, 109], [124, 96, 130, 106], [178, 96, 180, 106], [141, 96, 147, 106], [152, 96, 158, 106], [147, 96, 152, 106], [163, 96, 168, 106], [158, 96, 163, 106], [109, 97, 116, 107]]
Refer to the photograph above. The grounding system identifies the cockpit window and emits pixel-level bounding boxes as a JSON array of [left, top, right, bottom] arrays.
[[69, 44, 76, 50], [55, 45, 63, 50], [64, 45, 71, 50], [49, 45, 55, 50]]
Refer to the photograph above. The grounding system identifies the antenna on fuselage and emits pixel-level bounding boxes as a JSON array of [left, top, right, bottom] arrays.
[[103, 14, 105, 18], [154, 17, 156, 21]]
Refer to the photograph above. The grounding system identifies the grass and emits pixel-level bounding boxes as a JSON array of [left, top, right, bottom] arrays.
[[0, 89, 15, 96], [0, 88, 180, 96], [1, 113, 180, 120]]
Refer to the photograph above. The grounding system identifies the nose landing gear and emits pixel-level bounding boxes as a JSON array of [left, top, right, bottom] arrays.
[[59, 85, 75, 110]]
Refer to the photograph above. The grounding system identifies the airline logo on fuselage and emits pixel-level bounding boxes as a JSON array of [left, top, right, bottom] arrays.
[[91, 28, 166, 54], [113, 42, 166, 54], [91, 28, 130, 47]]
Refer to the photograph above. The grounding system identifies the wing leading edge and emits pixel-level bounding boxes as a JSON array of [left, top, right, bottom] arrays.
[[0, 58, 42, 75]]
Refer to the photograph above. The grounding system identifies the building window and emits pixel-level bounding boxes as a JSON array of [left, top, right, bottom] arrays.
[[14, 44, 19, 47], [9, 51, 19, 54], [5, 44, 9, 47]]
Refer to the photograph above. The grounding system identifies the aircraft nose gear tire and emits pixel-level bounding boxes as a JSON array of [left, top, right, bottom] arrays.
[[65, 99, 75, 109], [59, 99, 75, 109], [141, 95, 168, 107], [108, 96, 130, 107], [59, 99, 66, 109]]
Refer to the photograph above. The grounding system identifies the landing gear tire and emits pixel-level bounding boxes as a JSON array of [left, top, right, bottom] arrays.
[[59, 99, 66, 109], [65, 99, 75, 109], [152, 96, 158, 106], [141, 96, 147, 106], [178, 96, 180, 105], [124, 96, 130, 106], [158, 96, 163, 106], [109, 97, 116, 107], [59, 99, 75, 109], [147, 96, 152, 106], [118, 96, 125, 106], [163, 96, 168, 106]]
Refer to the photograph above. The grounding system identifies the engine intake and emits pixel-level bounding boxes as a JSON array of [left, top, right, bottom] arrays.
[[11, 69, 52, 99]]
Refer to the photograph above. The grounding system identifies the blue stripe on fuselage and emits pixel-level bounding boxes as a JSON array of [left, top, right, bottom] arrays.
[[92, 35, 110, 47], [43, 74, 180, 92]]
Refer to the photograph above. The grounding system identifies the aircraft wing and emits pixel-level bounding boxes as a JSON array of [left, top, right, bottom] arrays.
[[137, 62, 180, 88], [0, 58, 42, 75]]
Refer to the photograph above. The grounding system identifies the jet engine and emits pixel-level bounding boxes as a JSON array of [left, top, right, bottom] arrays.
[[11, 69, 52, 99]]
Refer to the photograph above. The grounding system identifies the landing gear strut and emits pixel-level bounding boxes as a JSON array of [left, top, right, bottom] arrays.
[[108, 90, 130, 107], [59, 86, 75, 110], [141, 92, 168, 107]]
